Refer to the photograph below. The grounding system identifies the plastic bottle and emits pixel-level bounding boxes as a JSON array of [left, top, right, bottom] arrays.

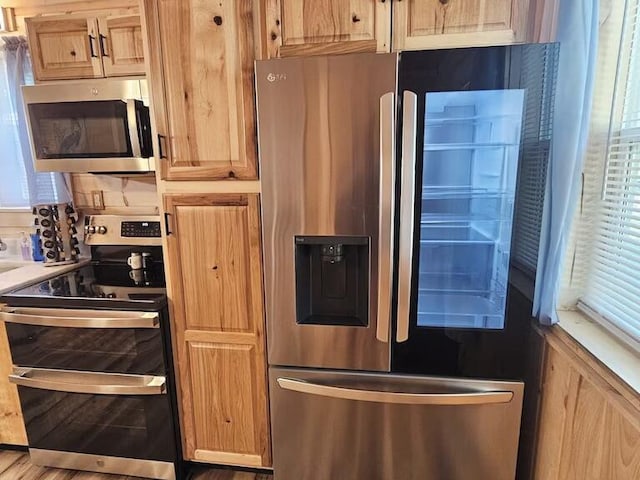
[[20, 232, 31, 261]]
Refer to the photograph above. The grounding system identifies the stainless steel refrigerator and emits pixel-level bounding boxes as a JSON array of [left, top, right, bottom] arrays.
[[256, 45, 559, 480]]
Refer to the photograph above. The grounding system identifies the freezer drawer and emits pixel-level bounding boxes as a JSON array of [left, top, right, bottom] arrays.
[[269, 367, 523, 480]]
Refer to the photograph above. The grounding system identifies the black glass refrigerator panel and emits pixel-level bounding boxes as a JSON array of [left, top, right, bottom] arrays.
[[393, 45, 559, 378]]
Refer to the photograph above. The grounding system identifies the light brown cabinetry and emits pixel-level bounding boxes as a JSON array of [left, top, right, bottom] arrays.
[[26, 14, 143, 81], [261, 0, 391, 57], [393, 0, 530, 50], [533, 327, 640, 480], [143, 0, 258, 181], [98, 15, 145, 77], [164, 194, 270, 467], [259, 0, 538, 57], [27, 17, 103, 80]]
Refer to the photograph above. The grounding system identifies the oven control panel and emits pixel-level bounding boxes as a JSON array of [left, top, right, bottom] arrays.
[[121, 221, 162, 238], [84, 215, 162, 246]]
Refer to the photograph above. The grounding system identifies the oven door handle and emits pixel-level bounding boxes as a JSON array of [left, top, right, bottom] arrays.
[[9, 368, 166, 395], [0, 308, 159, 329], [277, 378, 514, 405]]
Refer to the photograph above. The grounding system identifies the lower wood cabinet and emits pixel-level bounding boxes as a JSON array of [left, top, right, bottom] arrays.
[[533, 327, 640, 480], [163, 193, 271, 467]]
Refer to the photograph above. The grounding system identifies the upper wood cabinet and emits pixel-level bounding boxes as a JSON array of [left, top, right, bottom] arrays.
[[27, 17, 104, 81], [393, 0, 531, 50], [163, 193, 270, 467], [98, 15, 145, 77], [26, 14, 144, 81], [143, 0, 258, 181], [261, 0, 391, 58], [259, 0, 538, 57]]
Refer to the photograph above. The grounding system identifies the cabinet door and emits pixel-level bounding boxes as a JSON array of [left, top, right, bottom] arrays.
[[26, 17, 104, 81], [164, 194, 270, 467], [98, 15, 145, 77], [262, 0, 390, 58], [144, 0, 258, 180], [393, 0, 530, 51]]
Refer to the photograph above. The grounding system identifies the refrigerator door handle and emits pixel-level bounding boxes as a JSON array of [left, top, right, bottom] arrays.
[[396, 90, 418, 343], [277, 378, 514, 405], [377, 92, 396, 343]]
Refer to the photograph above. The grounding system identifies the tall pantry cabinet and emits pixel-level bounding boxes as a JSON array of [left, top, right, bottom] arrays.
[[142, 0, 270, 468]]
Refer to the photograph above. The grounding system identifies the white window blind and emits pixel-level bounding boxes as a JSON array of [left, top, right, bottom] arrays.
[[511, 44, 559, 275], [578, 0, 640, 346], [0, 41, 60, 209]]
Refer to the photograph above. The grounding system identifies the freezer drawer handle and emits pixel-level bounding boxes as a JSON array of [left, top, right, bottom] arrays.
[[0, 307, 159, 329], [277, 378, 513, 405], [9, 367, 166, 396], [377, 91, 396, 343]]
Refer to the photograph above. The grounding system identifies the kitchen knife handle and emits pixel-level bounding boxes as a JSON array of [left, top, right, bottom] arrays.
[[376, 92, 395, 343], [396, 90, 418, 343]]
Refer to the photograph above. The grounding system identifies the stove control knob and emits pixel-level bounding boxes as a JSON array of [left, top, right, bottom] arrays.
[[107, 293, 116, 299], [86, 225, 96, 235], [97, 226, 107, 235]]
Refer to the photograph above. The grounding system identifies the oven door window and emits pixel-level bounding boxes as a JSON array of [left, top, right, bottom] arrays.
[[6, 324, 165, 375], [28, 100, 133, 159], [19, 387, 175, 462]]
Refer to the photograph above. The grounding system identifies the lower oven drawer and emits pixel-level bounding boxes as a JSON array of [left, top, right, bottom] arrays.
[[10, 367, 176, 463], [1, 307, 165, 374]]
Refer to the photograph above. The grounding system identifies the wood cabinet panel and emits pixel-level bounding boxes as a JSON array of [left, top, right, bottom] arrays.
[[98, 15, 145, 76], [0, 317, 27, 446], [261, 0, 390, 58], [188, 342, 258, 455], [533, 329, 640, 480], [26, 16, 103, 80], [145, 0, 258, 180], [393, 0, 530, 51], [164, 193, 270, 467], [172, 202, 252, 332]]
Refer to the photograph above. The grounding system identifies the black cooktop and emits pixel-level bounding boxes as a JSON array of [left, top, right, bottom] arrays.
[[1, 262, 167, 311]]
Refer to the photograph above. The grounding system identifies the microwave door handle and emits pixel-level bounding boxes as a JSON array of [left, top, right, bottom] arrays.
[[126, 99, 142, 158], [377, 92, 396, 343], [9, 368, 166, 396], [277, 378, 514, 405], [396, 90, 418, 343]]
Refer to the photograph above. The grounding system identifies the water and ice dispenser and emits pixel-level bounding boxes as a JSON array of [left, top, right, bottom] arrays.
[[294, 236, 369, 327]]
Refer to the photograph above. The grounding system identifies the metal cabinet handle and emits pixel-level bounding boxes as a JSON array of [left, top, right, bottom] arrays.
[[0, 307, 159, 329], [157, 134, 168, 159], [377, 92, 396, 343], [277, 378, 514, 405], [396, 90, 418, 343], [88, 34, 98, 58], [9, 367, 166, 396], [99, 34, 108, 56]]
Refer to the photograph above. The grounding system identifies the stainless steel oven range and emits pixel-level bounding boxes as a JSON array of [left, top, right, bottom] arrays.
[[0, 215, 183, 480]]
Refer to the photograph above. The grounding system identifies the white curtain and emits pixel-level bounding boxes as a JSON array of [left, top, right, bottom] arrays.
[[0, 36, 71, 207], [533, 0, 600, 324]]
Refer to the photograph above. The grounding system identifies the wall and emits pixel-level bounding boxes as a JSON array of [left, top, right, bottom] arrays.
[[532, 326, 640, 479]]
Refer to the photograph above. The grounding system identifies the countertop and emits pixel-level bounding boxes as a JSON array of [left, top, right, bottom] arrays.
[[0, 257, 90, 296]]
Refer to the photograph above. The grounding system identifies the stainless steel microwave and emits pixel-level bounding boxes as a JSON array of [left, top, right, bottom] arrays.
[[23, 79, 154, 173]]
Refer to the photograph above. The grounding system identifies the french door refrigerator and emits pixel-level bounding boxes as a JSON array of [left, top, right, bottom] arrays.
[[256, 44, 558, 480]]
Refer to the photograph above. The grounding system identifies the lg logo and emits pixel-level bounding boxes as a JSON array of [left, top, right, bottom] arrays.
[[267, 73, 287, 82]]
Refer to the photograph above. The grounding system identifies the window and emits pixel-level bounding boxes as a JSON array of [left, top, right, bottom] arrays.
[[566, 0, 640, 348], [0, 40, 62, 209]]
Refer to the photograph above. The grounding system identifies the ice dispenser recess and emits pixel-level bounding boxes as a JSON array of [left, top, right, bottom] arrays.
[[295, 236, 369, 327]]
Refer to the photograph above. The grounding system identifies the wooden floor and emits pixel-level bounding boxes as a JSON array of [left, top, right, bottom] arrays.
[[0, 450, 272, 479]]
